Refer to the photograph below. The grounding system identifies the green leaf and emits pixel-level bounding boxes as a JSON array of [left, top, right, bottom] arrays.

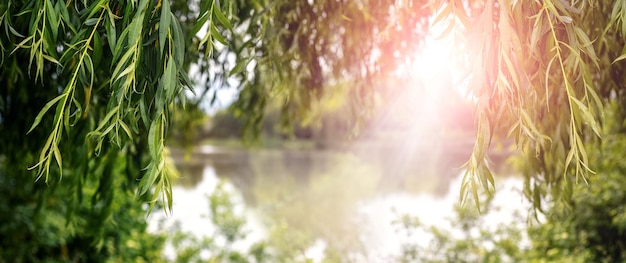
[[564, 146, 575, 176], [52, 144, 62, 178], [105, 18, 117, 54], [139, 98, 150, 129], [70, 96, 83, 126], [112, 48, 135, 81], [159, 0, 171, 54], [213, 3, 233, 30], [94, 106, 119, 132], [84, 18, 99, 26], [229, 57, 251, 76], [211, 24, 228, 45], [57, 0, 71, 27], [472, 180, 481, 213], [28, 94, 66, 134], [114, 62, 136, 83], [573, 27, 596, 61], [126, 15, 144, 46], [113, 28, 130, 62], [198, 0, 213, 16], [63, 101, 71, 136], [189, 13, 210, 40], [163, 56, 177, 99], [119, 120, 134, 140], [84, 55, 95, 86], [45, 0, 58, 39], [148, 116, 160, 159], [480, 162, 494, 189], [93, 32, 103, 66], [139, 163, 158, 196], [170, 14, 185, 67], [8, 24, 25, 38]]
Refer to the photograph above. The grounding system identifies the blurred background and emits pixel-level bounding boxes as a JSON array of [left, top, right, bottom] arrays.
[[149, 47, 528, 262]]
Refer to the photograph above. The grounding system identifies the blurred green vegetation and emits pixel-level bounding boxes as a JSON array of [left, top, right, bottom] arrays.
[[163, 182, 272, 263], [394, 197, 527, 263]]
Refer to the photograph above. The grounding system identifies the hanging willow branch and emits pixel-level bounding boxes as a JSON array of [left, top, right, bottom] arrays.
[[14, 0, 199, 213], [432, 0, 609, 211], [8, 0, 626, 214]]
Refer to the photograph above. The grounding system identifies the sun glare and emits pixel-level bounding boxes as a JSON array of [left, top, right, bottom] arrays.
[[381, 32, 471, 136], [407, 35, 469, 99], [379, 25, 475, 142], [411, 39, 454, 79]]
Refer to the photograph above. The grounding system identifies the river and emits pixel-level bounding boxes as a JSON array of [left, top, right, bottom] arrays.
[[149, 143, 529, 262]]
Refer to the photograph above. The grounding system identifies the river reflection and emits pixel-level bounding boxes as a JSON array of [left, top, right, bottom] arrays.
[[152, 145, 527, 261]]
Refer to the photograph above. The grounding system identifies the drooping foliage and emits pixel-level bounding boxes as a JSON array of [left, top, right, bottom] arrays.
[[0, 0, 194, 213], [0, 0, 190, 259], [442, 0, 626, 210], [212, 0, 626, 211], [194, 0, 433, 141]]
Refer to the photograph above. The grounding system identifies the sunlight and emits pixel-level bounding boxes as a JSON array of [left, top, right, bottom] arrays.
[[406, 34, 469, 100], [385, 29, 472, 131], [359, 26, 477, 187], [411, 38, 454, 80]]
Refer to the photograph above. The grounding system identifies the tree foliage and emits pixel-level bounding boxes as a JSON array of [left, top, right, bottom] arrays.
[[0, 0, 192, 259], [408, 0, 624, 209], [210, 0, 626, 210], [0, 0, 194, 214]]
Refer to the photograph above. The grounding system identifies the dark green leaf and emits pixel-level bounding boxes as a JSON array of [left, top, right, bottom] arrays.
[[105, 18, 117, 54], [28, 94, 66, 134], [93, 32, 103, 66], [45, 0, 58, 39], [211, 24, 228, 45]]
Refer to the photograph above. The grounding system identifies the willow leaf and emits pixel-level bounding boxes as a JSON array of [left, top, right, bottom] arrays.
[[213, 3, 233, 30], [159, 0, 171, 54], [28, 94, 66, 134]]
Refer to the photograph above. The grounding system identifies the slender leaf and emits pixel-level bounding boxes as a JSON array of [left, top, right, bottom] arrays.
[[159, 0, 171, 54], [28, 94, 66, 134]]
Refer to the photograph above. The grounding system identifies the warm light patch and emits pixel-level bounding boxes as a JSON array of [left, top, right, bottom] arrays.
[[406, 34, 469, 100]]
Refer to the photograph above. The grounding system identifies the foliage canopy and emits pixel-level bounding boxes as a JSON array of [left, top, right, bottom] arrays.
[[2, 0, 626, 228]]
